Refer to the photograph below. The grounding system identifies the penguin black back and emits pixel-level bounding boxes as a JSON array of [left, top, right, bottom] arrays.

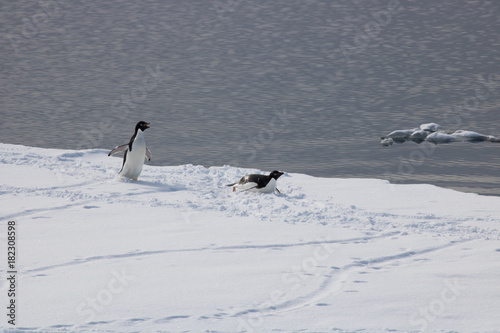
[[229, 170, 284, 188]]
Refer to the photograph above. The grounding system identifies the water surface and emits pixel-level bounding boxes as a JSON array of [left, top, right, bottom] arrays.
[[1, 0, 499, 195]]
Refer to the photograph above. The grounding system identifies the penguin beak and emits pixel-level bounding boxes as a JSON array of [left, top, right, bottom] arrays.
[[275, 171, 284, 179], [145, 122, 151, 129]]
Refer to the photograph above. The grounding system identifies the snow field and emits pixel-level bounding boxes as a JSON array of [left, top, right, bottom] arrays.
[[1, 143, 500, 332]]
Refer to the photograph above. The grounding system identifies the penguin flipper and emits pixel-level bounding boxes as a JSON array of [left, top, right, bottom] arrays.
[[235, 183, 259, 192], [145, 148, 152, 161], [108, 144, 129, 156]]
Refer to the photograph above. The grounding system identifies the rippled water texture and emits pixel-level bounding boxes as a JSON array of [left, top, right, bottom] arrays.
[[1, 0, 499, 195]]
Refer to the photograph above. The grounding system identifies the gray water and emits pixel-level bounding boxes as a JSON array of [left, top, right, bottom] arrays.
[[1, 0, 500, 195]]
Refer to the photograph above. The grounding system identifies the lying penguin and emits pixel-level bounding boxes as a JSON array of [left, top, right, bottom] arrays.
[[227, 170, 284, 194], [108, 121, 151, 181]]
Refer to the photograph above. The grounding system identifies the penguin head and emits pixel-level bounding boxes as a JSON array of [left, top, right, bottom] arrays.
[[135, 121, 151, 132], [270, 170, 284, 180]]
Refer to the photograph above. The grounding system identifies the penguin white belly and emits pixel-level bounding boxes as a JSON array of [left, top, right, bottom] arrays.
[[120, 131, 146, 180], [248, 178, 277, 193]]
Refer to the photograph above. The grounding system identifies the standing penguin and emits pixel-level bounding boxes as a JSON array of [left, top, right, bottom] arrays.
[[108, 121, 151, 180], [227, 170, 284, 193]]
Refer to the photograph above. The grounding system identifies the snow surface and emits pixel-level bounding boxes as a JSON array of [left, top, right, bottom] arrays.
[[1, 143, 500, 333]]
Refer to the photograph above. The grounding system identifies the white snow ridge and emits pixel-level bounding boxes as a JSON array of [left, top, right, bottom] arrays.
[[1, 143, 500, 332]]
